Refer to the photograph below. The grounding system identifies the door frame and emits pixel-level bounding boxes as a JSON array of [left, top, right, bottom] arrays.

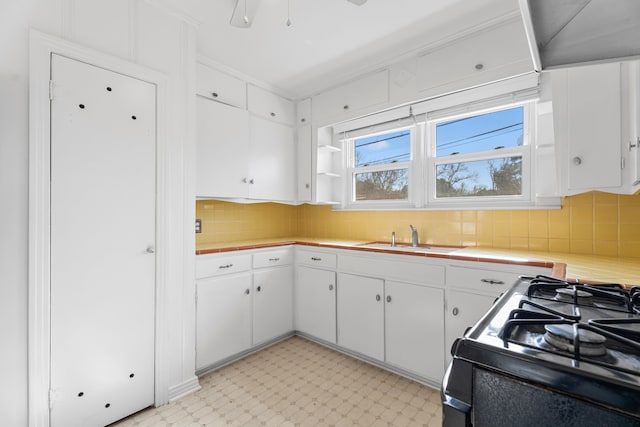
[[28, 30, 170, 427]]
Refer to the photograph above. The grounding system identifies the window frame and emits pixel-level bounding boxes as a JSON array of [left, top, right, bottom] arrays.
[[425, 102, 534, 208], [343, 124, 419, 209]]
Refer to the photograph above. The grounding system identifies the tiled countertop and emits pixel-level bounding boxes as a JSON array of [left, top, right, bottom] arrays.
[[196, 237, 640, 287]]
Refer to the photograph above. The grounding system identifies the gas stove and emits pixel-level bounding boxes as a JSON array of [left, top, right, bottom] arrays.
[[442, 275, 640, 427]]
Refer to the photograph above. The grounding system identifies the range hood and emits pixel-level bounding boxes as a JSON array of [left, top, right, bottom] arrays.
[[519, 0, 640, 71]]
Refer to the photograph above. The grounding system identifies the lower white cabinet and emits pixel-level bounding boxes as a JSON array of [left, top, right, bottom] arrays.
[[295, 266, 337, 344], [196, 272, 252, 370], [337, 273, 445, 382], [337, 274, 385, 361], [444, 289, 496, 364], [196, 248, 294, 371], [253, 266, 293, 345], [385, 280, 444, 381]]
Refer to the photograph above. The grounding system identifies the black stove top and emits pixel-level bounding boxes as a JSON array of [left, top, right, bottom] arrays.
[[450, 275, 640, 419]]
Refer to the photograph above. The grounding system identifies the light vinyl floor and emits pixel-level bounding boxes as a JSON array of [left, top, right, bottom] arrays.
[[113, 336, 442, 427]]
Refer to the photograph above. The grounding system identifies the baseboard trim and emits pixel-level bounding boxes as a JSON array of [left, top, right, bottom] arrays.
[[167, 376, 201, 403]]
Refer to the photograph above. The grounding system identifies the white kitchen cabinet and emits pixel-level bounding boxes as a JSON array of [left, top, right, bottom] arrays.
[[196, 96, 295, 201], [417, 20, 531, 98], [444, 290, 496, 363], [556, 62, 622, 192], [253, 266, 293, 345], [247, 115, 295, 201], [196, 96, 250, 198], [385, 280, 444, 380], [248, 84, 295, 126], [295, 265, 337, 344], [444, 262, 551, 364], [337, 273, 385, 361], [312, 69, 389, 126], [297, 124, 312, 202], [196, 62, 247, 109], [196, 272, 252, 370]]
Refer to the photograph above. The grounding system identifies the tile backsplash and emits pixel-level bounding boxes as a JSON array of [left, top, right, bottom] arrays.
[[196, 191, 640, 258]]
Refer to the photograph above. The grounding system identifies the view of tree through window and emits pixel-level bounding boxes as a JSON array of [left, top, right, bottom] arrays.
[[434, 106, 524, 198], [352, 130, 410, 201]]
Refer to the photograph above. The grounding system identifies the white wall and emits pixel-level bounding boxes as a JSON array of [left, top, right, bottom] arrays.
[[0, 0, 196, 424]]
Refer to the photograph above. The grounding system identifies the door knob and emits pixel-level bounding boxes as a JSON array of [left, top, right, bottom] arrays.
[[145, 246, 155, 254]]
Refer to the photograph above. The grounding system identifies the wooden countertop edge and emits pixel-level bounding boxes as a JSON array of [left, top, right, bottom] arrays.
[[195, 239, 561, 274]]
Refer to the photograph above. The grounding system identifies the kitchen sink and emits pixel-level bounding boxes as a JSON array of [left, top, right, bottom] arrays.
[[357, 242, 461, 254]]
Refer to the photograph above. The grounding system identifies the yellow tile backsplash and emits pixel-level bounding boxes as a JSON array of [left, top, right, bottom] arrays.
[[196, 191, 640, 258]]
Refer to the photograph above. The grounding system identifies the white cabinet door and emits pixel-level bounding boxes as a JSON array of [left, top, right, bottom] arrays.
[[312, 70, 389, 125], [248, 84, 295, 126], [295, 266, 337, 343], [196, 62, 247, 109], [196, 96, 250, 198], [444, 289, 496, 364], [385, 281, 445, 381], [297, 124, 312, 202], [566, 63, 622, 191], [196, 272, 253, 370], [253, 266, 294, 345], [248, 115, 295, 201], [337, 273, 385, 361], [417, 20, 531, 98]]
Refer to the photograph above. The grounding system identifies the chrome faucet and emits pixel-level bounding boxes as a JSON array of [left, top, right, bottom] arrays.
[[410, 224, 418, 247]]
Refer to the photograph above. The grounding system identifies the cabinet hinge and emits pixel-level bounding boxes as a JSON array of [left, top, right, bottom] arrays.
[[49, 388, 56, 409], [49, 80, 54, 101], [621, 157, 626, 170]]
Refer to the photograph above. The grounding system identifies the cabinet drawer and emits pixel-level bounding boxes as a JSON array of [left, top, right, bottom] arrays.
[[247, 84, 295, 125], [296, 249, 337, 269], [339, 254, 445, 286], [253, 248, 293, 268], [196, 63, 246, 109], [446, 265, 526, 295], [196, 253, 252, 279]]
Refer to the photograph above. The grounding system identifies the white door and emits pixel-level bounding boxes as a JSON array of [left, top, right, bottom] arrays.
[[385, 281, 444, 381], [337, 273, 385, 361], [195, 273, 253, 370], [50, 54, 156, 427], [253, 267, 294, 345], [196, 97, 250, 198], [295, 267, 336, 343]]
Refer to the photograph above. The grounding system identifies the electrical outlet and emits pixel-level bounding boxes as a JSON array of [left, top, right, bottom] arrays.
[[195, 219, 202, 234]]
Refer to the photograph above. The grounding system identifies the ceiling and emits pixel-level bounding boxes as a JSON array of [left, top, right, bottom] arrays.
[[157, 0, 521, 99]]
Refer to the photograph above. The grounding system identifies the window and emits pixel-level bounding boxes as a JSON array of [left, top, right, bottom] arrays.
[[430, 105, 530, 202], [335, 90, 555, 210], [346, 127, 413, 203]]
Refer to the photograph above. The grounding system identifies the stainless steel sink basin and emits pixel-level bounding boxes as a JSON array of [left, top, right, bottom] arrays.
[[357, 242, 460, 254]]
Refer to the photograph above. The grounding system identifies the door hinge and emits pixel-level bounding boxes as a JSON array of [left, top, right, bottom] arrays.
[[49, 80, 54, 101], [621, 157, 626, 170], [49, 388, 56, 409]]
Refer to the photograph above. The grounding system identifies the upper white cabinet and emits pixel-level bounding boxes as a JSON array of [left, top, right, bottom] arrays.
[[551, 61, 640, 195], [248, 84, 295, 126], [296, 98, 313, 202], [296, 97, 312, 126], [417, 20, 532, 98], [196, 62, 246, 109], [196, 97, 250, 198], [247, 115, 295, 201], [196, 63, 297, 202], [312, 69, 389, 126]]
